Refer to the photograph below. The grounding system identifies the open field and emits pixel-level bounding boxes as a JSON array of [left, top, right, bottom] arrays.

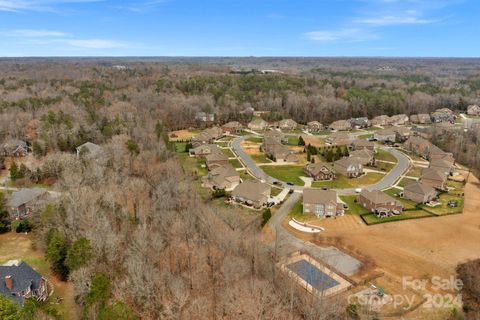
[[375, 149, 398, 163], [168, 129, 200, 141], [262, 165, 306, 186], [0, 232, 79, 319], [301, 135, 325, 148], [312, 172, 385, 189], [340, 195, 370, 215]]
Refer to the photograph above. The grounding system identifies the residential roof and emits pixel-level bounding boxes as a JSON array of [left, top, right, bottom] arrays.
[[421, 167, 447, 182], [7, 188, 47, 208], [360, 190, 401, 206], [307, 121, 322, 127], [375, 128, 396, 136], [404, 181, 436, 195], [303, 188, 337, 205], [350, 149, 374, 159], [206, 152, 228, 162], [279, 119, 297, 127], [304, 162, 333, 176], [334, 157, 362, 168], [222, 121, 243, 129], [351, 139, 374, 148], [205, 164, 239, 188], [76, 142, 101, 154], [190, 144, 221, 154], [0, 262, 44, 304], [232, 180, 270, 202]]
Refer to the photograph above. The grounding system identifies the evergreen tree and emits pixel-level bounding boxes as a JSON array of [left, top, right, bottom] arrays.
[[66, 237, 92, 271], [298, 136, 305, 146]]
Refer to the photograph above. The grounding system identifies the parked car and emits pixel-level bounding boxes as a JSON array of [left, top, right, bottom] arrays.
[[273, 181, 281, 186], [286, 182, 294, 186], [288, 189, 294, 194], [355, 188, 362, 193]]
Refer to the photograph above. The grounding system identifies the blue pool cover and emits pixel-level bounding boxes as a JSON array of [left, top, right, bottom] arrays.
[[287, 259, 340, 291]]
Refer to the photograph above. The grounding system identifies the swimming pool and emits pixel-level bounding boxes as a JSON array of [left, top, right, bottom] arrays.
[[287, 259, 340, 291]]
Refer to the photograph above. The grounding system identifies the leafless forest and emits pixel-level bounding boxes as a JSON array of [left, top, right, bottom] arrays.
[[1, 57, 479, 319]]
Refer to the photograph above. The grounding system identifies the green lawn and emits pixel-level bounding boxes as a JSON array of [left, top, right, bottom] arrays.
[[175, 142, 187, 153], [397, 148, 426, 162], [250, 153, 272, 164], [383, 188, 418, 210], [397, 177, 417, 188], [178, 153, 208, 176], [406, 166, 423, 177], [287, 136, 300, 146], [311, 172, 384, 189], [288, 199, 316, 221], [421, 193, 464, 215], [262, 165, 306, 186], [362, 210, 433, 225], [372, 161, 396, 172], [221, 148, 235, 157], [271, 187, 283, 197], [246, 137, 263, 143], [357, 133, 373, 140], [314, 129, 333, 136], [340, 195, 370, 215], [215, 141, 230, 147], [364, 126, 381, 131], [229, 159, 243, 168], [375, 149, 398, 163]]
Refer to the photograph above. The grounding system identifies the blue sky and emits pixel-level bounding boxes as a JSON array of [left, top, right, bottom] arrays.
[[0, 0, 478, 57]]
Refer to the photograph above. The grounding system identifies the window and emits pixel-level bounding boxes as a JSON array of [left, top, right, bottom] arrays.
[[315, 204, 325, 216]]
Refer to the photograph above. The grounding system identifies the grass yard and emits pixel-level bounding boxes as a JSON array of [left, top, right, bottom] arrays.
[[311, 172, 385, 189], [246, 137, 263, 143], [215, 141, 230, 147], [422, 193, 464, 215], [287, 136, 300, 146], [287, 199, 316, 221], [229, 159, 243, 168], [406, 166, 423, 177], [375, 149, 398, 163], [372, 161, 395, 172], [175, 142, 187, 153], [397, 177, 417, 188], [339, 195, 369, 215], [364, 126, 381, 131], [314, 129, 332, 136], [351, 172, 385, 187], [271, 187, 283, 197], [221, 148, 235, 158], [262, 165, 306, 186], [178, 153, 208, 176], [383, 188, 418, 210], [250, 153, 272, 164], [362, 210, 433, 225], [397, 148, 427, 162], [357, 133, 373, 140]]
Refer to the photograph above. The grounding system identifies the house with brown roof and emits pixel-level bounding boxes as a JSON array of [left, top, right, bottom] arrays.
[[1, 139, 28, 157], [403, 181, 438, 204], [390, 114, 409, 126], [303, 162, 335, 181], [221, 121, 243, 134], [189, 144, 222, 157], [374, 128, 397, 143], [334, 157, 364, 178], [307, 121, 323, 133], [303, 189, 344, 218], [191, 126, 223, 147], [420, 167, 448, 190], [326, 132, 352, 146], [403, 136, 432, 158], [202, 164, 240, 191], [429, 159, 454, 176], [410, 114, 432, 124], [392, 127, 412, 142], [349, 149, 375, 166], [206, 152, 229, 170], [350, 139, 375, 151], [358, 190, 403, 214], [247, 118, 268, 131], [371, 115, 392, 126], [467, 105, 480, 116], [427, 145, 454, 163], [7, 188, 48, 220], [278, 119, 298, 131], [231, 180, 271, 209], [328, 120, 352, 131]]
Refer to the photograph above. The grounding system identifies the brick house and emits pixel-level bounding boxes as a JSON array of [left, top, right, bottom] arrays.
[[303, 162, 335, 181], [358, 190, 403, 214], [303, 189, 344, 218]]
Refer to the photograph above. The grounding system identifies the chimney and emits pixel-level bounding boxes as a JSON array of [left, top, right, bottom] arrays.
[[5, 275, 12, 290]]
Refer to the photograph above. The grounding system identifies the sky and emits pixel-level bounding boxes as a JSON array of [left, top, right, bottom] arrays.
[[0, 0, 478, 57]]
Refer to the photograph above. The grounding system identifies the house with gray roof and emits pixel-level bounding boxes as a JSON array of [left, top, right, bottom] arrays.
[[334, 157, 364, 178], [7, 188, 48, 219], [248, 118, 268, 131], [350, 139, 375, 151], [467, 104, 480, 116], [328, 120, 352, 131], [206, 152, 229, 170], [420, 167, 448, 190], [189, 144, 221, 158], [403, 181, 438, 204], [202, 164, 240, 191], [349, 149, 375, 166], [358, 190, 403, 215], [231, 180, 271, 209], [410, 114, 432, 124], [1, 139, 28, 157], [76, 142, 102, 158], [307, 121, 323, 133], [374, 128, 397, 143], [0, 261, 48, 305]]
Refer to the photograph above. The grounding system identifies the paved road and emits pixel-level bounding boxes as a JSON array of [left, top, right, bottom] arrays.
[[267, 192, 362, 276], [232, 135, 411, 195]]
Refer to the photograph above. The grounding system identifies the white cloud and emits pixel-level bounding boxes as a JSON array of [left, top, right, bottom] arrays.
[[2, 29, 68, 37], [304, 28, 378, 42], [355, 12, 435, 26]]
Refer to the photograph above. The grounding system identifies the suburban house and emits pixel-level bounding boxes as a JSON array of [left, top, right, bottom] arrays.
[[1, 139, 28, 157], [326, 132, 352, 146], [328, 120, 352, 131], [247, 118, 268, 131], [349, 149, 375, 166], [221, 121, 243, 134], [431, 108, 455, 123], [189, 144, 222, 158], [263, 130, 288, 144], [303, 189, 344, 218], [240, 107, 255, 116], [349, 117, 370, 129], [76, 141, 102, 158], [429, 159, 455, 176], [350, 139, 375, 151], [191, 127, 223, 147], [392, 127, 412, 142], [358, 190, 403, 215], [403, 181, 438, 204], [7, 188, 48, 220], [427, 145, 455, 163], [403, 136, 433, 158], [410, 114, 432, 124], [202, 164, 240, 191], [205, 152, 229, 170], [374, 128, 397, 143], [467, 104, 480, 116], [307, 121, 323, 133], [195, 111, 215, 123], [0, 261, 48, 305], [334, 157, 364, 178], [371, 115, 392, 126], [390, 114, 409, 126], [231, 180, 271, 209], [262, 131, 297, 162], [420, 167, 448, 190], [303, 162, 336, 181], [277, 119, 298, 131]]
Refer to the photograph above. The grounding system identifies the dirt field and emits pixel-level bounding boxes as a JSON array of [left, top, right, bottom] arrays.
[[168, 129, 199, 142], [0, 232, 80, 319], [301, 135, 326, 148]]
